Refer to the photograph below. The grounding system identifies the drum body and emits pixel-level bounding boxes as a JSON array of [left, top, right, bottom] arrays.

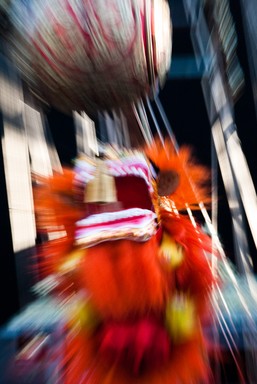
[[8, 0, 172, 114]]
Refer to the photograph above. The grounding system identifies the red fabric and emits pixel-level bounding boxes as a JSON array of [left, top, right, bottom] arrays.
[[98, 318, 170, 375]]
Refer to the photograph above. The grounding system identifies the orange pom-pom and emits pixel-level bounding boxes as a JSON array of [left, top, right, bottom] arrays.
[[145, 139, 211, 211]]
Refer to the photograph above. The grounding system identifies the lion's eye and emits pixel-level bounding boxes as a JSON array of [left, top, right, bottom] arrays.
[[157, 170, 180, 196]]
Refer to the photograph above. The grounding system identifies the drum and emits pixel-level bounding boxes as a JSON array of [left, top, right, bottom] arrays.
[[8, 0, 172, 115]]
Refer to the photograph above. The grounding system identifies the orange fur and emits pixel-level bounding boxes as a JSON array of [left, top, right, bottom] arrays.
[[145, 139, 211, 211], [33, 169, 84, 275], [78, 238, 168, 319]]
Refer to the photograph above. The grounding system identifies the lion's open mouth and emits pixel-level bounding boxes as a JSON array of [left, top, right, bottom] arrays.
[[74, 152, 157, 247], [75, 208, 157, 247]]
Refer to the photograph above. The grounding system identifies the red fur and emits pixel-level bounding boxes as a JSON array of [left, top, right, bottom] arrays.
[[98, 317, 171, 374], [161, 211, 215, 314], [63, 328, 208, 383]]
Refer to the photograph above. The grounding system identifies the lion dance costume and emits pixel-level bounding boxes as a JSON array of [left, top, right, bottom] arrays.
[[33, 139, 215, 383]]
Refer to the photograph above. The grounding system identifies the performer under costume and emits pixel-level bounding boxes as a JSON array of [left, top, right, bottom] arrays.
[[33, 139, 215, 383]]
